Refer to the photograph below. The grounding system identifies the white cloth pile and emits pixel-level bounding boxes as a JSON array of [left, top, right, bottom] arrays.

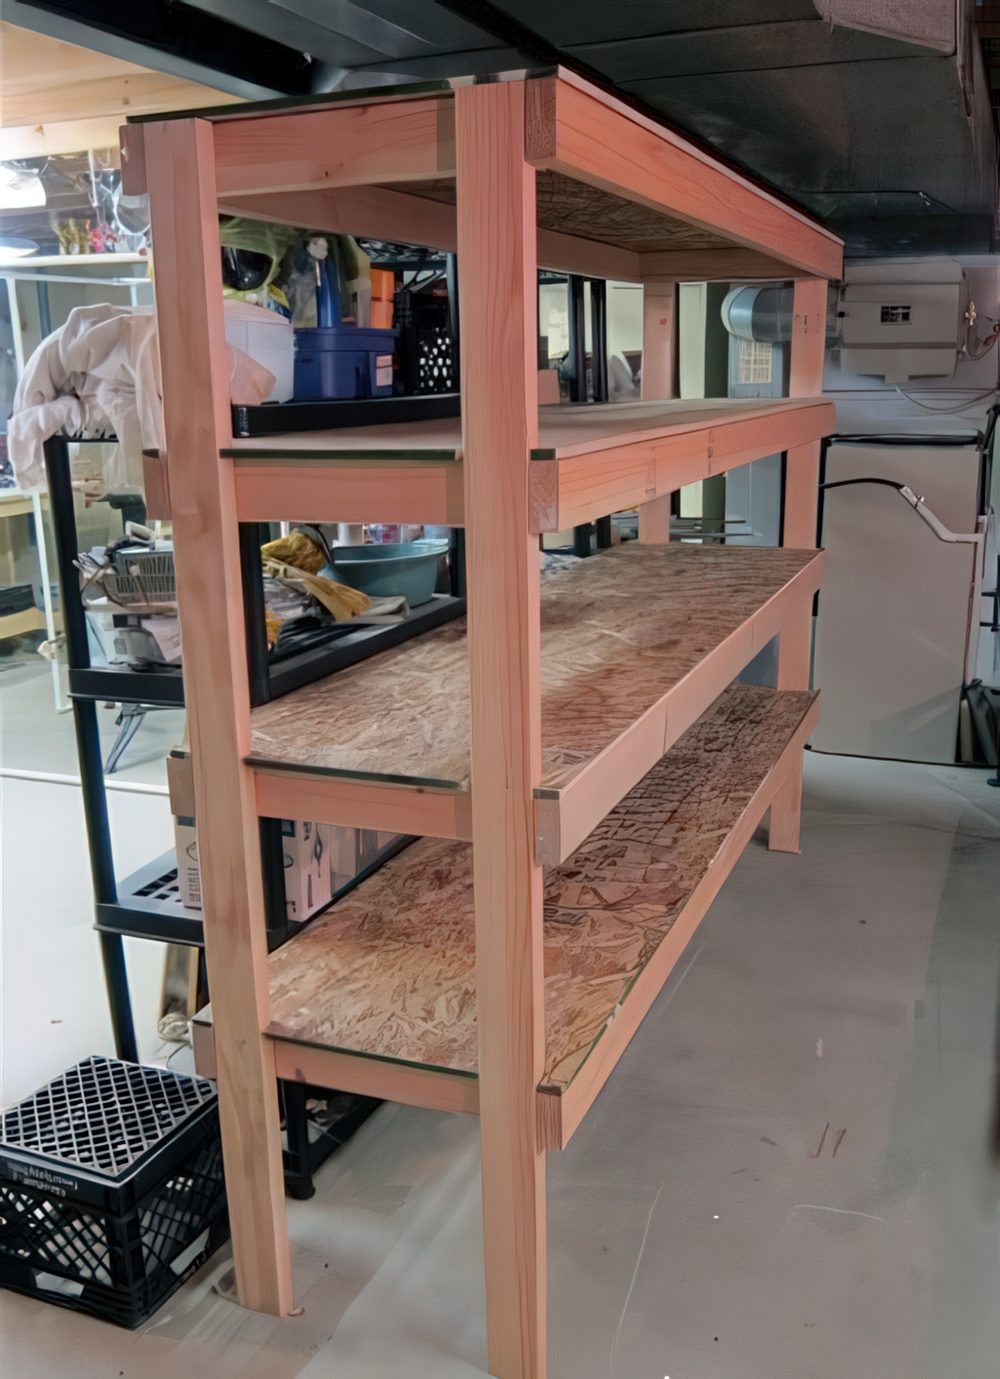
[[8, 303, 275, 492]]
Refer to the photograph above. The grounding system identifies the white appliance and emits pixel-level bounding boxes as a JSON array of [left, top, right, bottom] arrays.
[[839, 260, 968, 382], [812, 438, 986, 763]]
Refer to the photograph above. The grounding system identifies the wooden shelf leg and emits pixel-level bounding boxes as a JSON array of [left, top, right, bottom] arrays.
[[457, 82, 547, 1379], [770, 600, 811, 852], [771, 278, 827, 853], [638, 494, 671, 544], [782, 278, 827, 550], [144, 117, 293, 1317], [768, 759, 804, 853], [638, 279, 677, 544]]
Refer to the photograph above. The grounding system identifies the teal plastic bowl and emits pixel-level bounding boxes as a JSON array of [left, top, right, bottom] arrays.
[[330, 539, 451, 606]]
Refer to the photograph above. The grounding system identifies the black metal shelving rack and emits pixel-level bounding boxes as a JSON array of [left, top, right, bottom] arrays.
[[563, 273, 614, 557], [43, 433, 446, 1195], [45, 437, 183, 1065]]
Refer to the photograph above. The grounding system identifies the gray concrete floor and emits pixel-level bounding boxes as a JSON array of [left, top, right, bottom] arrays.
[[1, 668, 999, 1377]]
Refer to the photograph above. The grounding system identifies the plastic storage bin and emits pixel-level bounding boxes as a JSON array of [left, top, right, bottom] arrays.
[[293, 325, 396, 400], [0, 1057, 228, 1326], [330, 538, 450, 606]]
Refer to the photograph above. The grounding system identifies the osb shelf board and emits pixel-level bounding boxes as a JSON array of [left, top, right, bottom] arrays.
[[386, 169, 748, 254], [266, 683, 817, 1091], [222, 396, 826, 460], [249, 542, 818, 790]]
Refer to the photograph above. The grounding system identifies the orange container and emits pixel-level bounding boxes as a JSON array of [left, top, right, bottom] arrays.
[[370, 268, 395, 329]]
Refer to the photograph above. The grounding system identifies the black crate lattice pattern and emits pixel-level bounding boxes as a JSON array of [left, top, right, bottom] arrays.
[[1, 1057, 216, 1179], [0, 1058, 227, 1326]]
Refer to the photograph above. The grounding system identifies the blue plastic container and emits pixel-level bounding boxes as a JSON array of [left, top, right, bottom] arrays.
[[293, 326, 396, 400], [329, 539, 450, 606]]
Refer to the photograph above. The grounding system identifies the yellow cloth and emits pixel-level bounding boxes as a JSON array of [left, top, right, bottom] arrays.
[[261, 530, 327, 573], [264, 610, 283, 646], [261, 558, 370, 622]]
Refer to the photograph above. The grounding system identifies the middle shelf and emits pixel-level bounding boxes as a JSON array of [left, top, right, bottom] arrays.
[[250, 541, 824, 865], [224, 395, 833, 531], [196, 680, 818, 1151]]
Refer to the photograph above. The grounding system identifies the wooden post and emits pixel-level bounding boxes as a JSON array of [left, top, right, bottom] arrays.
[[770, 277, 827, 853], [638, 279, 677, 543], [144, 118, 293, 1315], [455, 82, 547, 1379], [782, 277, 827, 549]]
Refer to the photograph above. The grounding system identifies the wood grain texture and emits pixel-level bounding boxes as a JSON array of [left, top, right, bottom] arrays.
[[144, 118, 292, 1316], [532, 403, 835, 535], [255, 769, 473, 840], [119, 122, 147, 197], [639, 279, 676, 544], [640, 247, 801, 281], [167, 397, 834, 531], [772, 279, 829, 853], [767, 759, 804, 854], [249, 542, 821, 791], [232, 400, 832, 531], [783, 278, 830, 550], [455, 79, 547, 1379], [388, 163, 837, 267], [220, 184, 641, 280], [141, 450, 171, 520], [221, 395, 828, 461], [219, 184, 459, 253], [0, 21, 242, 128], [233, 456, 465, 526], [553, 66, 843, 257], [193, 1005, 480, 1115], [212, 95, 456, 196], [265, 684, 816, 1093], [544, 690, 819, 1148], [525, 76, 843, 278]]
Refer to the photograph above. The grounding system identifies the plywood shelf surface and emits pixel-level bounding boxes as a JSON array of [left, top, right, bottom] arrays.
[[250, 542, 823, 860], [262, 683, 817, 1144]]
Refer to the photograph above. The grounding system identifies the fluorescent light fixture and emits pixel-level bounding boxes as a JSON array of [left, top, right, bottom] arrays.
[[0, 236, 39, 266], [0, 165, 46, 210]]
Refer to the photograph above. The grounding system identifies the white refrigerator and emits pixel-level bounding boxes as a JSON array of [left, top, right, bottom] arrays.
[[811, 438, 987, 763]]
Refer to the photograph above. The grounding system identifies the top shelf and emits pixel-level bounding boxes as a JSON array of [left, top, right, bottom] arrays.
[[125, 69, 843, 285], [225, 396, 834, 530]]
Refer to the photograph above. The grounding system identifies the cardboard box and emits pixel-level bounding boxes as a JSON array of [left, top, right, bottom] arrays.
[[282, 820, 333, 924], [330, 826, 361, 894], [166, 750, 196, 819], [172, 817, 202, 910], [169, 742, 340, 921]]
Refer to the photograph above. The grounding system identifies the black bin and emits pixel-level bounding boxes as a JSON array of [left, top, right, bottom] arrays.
[[0, 1056, 228, 1326]]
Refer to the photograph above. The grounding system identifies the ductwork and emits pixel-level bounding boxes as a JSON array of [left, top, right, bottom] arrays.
[[10, 0, 998, 257]]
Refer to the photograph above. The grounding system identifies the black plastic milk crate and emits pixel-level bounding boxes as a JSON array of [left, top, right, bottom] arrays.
[[0, 1056, 229, 1326]]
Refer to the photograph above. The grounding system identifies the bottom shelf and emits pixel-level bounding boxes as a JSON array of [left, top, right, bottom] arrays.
[[197, 683, 818, 1148]]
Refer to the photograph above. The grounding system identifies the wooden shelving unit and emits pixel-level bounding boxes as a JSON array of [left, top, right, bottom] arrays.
[[195, 682, 819, 1141], [131, 66, 841, 1379]]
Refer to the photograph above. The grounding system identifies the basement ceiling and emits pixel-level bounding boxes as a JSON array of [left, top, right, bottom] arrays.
[[8, 0, 998, 257]]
